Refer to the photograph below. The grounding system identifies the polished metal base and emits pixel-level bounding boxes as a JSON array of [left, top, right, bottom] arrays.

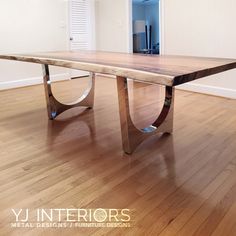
[[116, 76, 175, 154], [42, 64, 95, 120]]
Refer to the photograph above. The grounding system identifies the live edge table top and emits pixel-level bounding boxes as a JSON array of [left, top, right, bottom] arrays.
[[0, 51, 236, 86]]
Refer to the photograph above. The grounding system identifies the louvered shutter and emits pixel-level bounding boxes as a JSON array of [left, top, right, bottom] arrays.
[[70, 0, 90, 50], [69, 0, 94, 77]]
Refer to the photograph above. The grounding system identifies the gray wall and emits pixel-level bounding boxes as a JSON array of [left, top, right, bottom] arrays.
[[132, 1, 159, 46]]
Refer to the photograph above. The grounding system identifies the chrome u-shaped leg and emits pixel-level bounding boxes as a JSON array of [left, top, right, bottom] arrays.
[[42, 64, 95, 120], [116, 76, 175, 154]]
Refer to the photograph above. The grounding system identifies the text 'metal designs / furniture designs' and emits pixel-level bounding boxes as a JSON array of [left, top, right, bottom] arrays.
[[0, 51, 236, 154]]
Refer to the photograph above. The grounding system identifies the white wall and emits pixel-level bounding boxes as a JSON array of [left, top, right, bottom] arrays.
[[95, 0, 131, 52], [0, 0, 69, 90], [162, 0, 236, 98], [132, 4, 145, 21]]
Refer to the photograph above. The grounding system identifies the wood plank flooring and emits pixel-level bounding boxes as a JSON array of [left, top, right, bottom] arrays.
[[1, 76, 236, 236]]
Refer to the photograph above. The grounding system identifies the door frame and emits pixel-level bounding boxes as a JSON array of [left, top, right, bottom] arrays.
[[127, 0, 165, 54]]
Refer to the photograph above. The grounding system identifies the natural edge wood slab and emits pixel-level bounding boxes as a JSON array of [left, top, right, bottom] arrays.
[[1, 50, 236, 86], [1, 50, 236, 153]]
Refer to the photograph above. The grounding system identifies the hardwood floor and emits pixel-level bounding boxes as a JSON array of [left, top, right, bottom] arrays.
[[1, 76, 236, 236]]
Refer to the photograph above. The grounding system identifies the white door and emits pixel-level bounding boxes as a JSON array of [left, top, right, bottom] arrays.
[[69, 0, 95, 78]]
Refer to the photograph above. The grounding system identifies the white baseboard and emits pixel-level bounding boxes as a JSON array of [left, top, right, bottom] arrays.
[[4, 74, 235, 99], [0, 73, 70, 91], [97, 74, 236, 99], [177, 82, 236, 99]]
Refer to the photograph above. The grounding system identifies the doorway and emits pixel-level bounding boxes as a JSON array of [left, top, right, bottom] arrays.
[[131, 0, 160, 54]]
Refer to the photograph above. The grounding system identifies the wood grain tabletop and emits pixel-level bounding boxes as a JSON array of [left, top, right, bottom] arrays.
[[0, 50, 235, 86]]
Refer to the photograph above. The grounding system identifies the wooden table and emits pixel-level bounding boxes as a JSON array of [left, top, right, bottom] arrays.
[[1, 51, 236, 154]]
